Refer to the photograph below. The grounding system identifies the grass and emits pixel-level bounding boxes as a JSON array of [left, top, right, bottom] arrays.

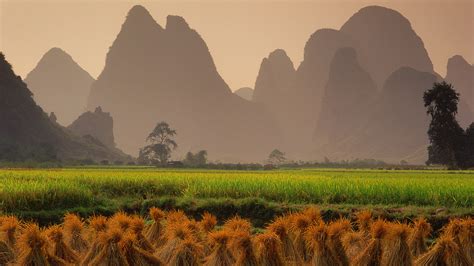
[[0, 168, 472, 225]]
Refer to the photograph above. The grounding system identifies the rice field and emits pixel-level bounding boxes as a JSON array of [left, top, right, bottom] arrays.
[[0, 168, 472, 214]]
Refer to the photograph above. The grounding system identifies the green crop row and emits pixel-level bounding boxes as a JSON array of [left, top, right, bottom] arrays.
[[0, 168, 472, 214]]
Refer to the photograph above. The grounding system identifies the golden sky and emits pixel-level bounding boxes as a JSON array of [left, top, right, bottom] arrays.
[[1, 0, 472, 90]]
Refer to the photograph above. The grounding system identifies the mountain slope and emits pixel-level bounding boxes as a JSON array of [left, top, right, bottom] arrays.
[[340, 6, 433, 88], [87, 5, 280, 161], [325, 67, 436, 163], [234, 87, 253, 101], [68, 106, 116, 148], [25, 48, 94, 125], [314, 47, 377, 148], [0, 53, 129, 162], [445, 55, 474, 127]]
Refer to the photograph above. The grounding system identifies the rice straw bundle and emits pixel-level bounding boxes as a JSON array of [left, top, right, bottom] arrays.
[[223, 216, 252, 234], [47, 225, 79, 264], [341, 231, 365, 260], [355, 210, 373, 238], [63, 213, 89, 254], [145, 207, 166, 248], [157, 223, 195, 264], [305, 223, 339, 266], [441, 218, 472, 264], [303, 207, 322, 225], [289, 213, 312, 262], [352, 219, 386, 266], [267, 217, 300, 264], [414, 235, 471, 266], [16, 223, 67, 266], [184, 220, 203, 241], [255, 232, 285, 266], [130, 216, 155, 253], [231, 231, 258, 266], [0, 240, 14, 265], [90, 228, 129, 266], [459, 218, 473, 264], [327, 218, 352, 266], [110, 212, 133, 232], [166, 210, 189, 225], [168, 238, 204, 266], [0, 216, 19, 249], [89, 215, 108, 236], [199, 212, 217, 233], [204, 230, 235, 266], [81, 216, 109, 266], [121, 233, 163, 266], [382, 223, 412, 266], [408, 217, 432, 258]]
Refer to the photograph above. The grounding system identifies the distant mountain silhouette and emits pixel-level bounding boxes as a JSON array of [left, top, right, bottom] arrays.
[[234, 87, 253, 101], [253, 49, 295, 103], [340, 6, 434, 88], [87, 5, 280, 161], [0, 53, 129, 162], [323, 67, 436, 163], [25, 48, 94, 125], [313, 47, 377, 147], [445, 55, 474, 127], [249, 6, 442, 161], [68, 106, 116, 148], [252, 49, 299, 150], [294, 29, 356, 117]]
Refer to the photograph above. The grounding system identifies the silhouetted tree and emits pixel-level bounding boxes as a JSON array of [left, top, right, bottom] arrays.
[[423, 82, 464, 168], [267, 149, 286, 165], [183, 150, 208, 166], [138, 122, 177, 165], [461, 123, 474, 168]]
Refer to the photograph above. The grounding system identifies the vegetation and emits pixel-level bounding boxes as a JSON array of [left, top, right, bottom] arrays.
[[183, 150, 208, 167], [138, 122, 178, 166], [424, 82, 474, 169], [0, 168, 472, 226], [0, 208, 471, 265], [266, 149, 287, 166]]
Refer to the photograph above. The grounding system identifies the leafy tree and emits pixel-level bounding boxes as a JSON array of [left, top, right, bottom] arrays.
[[267, 149, 286, 165], [183, 150, 208, 166], [138, 122, 177, 165], [423, 82, 464, 168], [461, 123, 474, 168]]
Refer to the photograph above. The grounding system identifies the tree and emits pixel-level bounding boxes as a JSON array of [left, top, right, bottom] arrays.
[[138, 122, 177, 165], [267, 149, 286, 166], [423, 82, 464, 168], [461, 123, 474, 168], [183, 150, 208, 166]]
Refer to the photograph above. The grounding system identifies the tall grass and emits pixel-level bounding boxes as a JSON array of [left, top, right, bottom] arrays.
[[0, 169, 472, 214]]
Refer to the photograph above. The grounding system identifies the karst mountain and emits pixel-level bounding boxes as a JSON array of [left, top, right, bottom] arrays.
[[87, 5, 280, 161], [0, 53, 129, 162], [25, 48, 95, 126]]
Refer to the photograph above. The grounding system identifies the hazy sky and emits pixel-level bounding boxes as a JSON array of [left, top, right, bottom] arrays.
[[1, 0, 472, 90]]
